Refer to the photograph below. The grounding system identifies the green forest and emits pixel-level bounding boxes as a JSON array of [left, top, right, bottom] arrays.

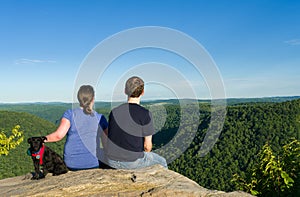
[[164, 99, 300, 196], [0, 98, 299, 196]]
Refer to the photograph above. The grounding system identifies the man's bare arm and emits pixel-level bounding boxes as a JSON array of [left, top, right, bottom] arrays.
[[144, 135, 152, 152]]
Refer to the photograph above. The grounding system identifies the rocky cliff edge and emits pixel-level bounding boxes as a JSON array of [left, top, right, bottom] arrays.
[[0, 165, 253, 197]]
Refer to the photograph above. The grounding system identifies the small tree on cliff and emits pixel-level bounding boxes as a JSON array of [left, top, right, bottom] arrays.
[[0, 125, 24, 155], [232, 138, 300, 196]]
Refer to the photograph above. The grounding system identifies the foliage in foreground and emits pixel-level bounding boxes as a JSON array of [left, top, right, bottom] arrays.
[[0, 125, 23, 156], [232, 139, 300, 196]]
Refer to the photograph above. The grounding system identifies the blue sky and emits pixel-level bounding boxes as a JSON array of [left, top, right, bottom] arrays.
[[0, 0, 299, 103]]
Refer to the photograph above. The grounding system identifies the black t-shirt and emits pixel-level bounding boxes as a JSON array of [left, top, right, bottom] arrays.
[[106, 103, 155, 161]]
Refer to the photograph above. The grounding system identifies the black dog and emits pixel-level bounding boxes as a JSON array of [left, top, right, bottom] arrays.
[[27, 136, 68, 180]]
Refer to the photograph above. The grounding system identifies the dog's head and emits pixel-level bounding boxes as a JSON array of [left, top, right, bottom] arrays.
[[28, 136, 47, 152]]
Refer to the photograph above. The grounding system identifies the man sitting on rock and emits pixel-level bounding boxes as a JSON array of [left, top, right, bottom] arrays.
[[104, 76, 167, 169]]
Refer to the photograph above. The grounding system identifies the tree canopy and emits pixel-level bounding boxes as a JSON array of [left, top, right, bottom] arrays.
[[0, 98, 299, 196]]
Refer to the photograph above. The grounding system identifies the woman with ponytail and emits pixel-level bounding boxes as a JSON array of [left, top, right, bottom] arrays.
[[45, 85, 108, 170]]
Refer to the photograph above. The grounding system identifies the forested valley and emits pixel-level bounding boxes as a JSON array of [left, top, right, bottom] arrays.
[[0, 98, 299, 196], [154, 99, 300, 196]]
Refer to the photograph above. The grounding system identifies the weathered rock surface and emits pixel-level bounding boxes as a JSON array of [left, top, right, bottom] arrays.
[[0, 165, 253, 197]]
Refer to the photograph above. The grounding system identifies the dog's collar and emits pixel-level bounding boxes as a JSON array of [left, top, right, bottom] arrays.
[[31, 145, 45, 165]]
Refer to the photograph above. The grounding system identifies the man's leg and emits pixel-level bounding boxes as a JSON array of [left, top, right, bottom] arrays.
[[106, 152, 168, 169], [140, 152, 168, 168]]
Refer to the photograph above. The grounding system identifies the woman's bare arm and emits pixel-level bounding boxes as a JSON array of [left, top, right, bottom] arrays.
[[45, 118, 70, 142]]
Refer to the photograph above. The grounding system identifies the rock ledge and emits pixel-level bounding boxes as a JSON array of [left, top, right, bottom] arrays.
[[0, 165, 253, 197]]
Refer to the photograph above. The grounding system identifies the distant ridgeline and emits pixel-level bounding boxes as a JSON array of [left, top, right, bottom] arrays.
[[0, 96, 299, 123], [0, 97, 299, 194]]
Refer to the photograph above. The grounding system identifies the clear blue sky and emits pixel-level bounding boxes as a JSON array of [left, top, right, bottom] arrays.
[[0, 0, 299, 103]]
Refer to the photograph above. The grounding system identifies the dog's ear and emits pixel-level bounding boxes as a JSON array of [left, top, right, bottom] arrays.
[[41, 136, 47, 142], [28, 137, 32, 144]]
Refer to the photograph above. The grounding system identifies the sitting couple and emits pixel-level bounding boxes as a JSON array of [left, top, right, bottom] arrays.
[[45, 76, 167, 170]]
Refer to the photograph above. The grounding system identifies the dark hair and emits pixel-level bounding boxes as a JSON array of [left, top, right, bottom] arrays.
[[125, 76, 144, 98], [77, 85, 95, 115]]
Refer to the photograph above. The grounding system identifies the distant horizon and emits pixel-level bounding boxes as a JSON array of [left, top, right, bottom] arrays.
[[1, 95, 299, 104]]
